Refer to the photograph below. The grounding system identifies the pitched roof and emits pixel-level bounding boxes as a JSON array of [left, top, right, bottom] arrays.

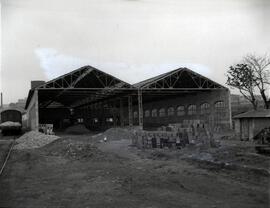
[[25, 66, 227, 109], [25, 65, 134, 109], [133, 68, 180, 88], [38, 65, 132, 89], [234, 109, 270, 118], [133, 67, 226, 89]]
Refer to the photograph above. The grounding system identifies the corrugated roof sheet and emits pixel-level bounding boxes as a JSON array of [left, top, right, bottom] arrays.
[[233, 109, 270, 118]]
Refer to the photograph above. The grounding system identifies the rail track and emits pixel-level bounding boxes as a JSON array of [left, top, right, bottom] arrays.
[[0, 136, 17, 177]]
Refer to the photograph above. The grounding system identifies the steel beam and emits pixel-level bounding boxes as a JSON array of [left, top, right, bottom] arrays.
[[119, 98, 124, 127], [138, 89, 143, 127], [35, 90, 39, 131], [128, 96, 133, 127]]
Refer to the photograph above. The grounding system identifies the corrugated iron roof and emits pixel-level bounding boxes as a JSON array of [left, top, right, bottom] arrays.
[[233, 109, 270, 118]]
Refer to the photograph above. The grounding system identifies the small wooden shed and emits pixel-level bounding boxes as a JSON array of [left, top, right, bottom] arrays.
[[233, 109, 270, 141]]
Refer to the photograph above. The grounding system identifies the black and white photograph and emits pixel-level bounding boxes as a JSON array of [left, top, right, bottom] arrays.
[[0, 0, 269, 207]]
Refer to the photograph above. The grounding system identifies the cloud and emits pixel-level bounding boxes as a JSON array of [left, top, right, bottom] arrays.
[[35, 48, 89, 79], [34, 48, 212, 84]]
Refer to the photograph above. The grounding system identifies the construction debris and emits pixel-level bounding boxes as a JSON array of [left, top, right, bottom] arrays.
[[253, 127, 270, 155], [46, 142, 106, 160], [132, 123, 219, 150], [14, 131, 59, 150], [253, 127, 270, 145]]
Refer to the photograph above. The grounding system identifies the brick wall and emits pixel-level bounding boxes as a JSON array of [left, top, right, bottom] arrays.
[[129, 89, 231, 129], [76, 89, 231, 131]]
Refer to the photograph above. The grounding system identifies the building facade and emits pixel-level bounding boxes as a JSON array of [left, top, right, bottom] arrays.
[[25, 66, 232, 131]]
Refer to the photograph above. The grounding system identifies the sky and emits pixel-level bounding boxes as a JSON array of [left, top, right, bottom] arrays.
[[1, 0, 270, 104]]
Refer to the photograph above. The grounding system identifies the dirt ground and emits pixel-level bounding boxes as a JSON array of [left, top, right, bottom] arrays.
[[0, 132, 269, 208]]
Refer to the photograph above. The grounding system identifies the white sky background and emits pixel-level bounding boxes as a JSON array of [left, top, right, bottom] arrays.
[[1, 0, 270, 103]]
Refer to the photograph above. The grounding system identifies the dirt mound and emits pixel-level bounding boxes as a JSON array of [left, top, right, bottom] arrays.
[[43, 138, 111, 160], [64, 124, 90, 135], [14, 131, 59, 149]]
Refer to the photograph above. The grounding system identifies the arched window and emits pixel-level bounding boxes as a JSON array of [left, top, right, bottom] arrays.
[[144, 110, 150, 118], [214, 101, 226, 123], [215, 101, 225, 112], [168, 107, 175, 116], [152, 109, 157, 117], [188, 105, 197, 115], [177, 106, 185, 116], [159, 108, 166, 117], [200, 103, 210, 114], [133, 111, 138, 118]]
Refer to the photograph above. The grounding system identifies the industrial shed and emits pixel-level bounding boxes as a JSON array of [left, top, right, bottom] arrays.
[[234, 109, 270, 141], [25, 66, 232, 131]]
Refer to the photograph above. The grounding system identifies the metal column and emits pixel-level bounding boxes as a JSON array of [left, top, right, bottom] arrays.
[[128, 96, 133, 127], [227, 89, 232, 129], [138, 89, 143, 127], [35, 90, 39, 131], [112, 100, 117, 127], [119, 98, 124, 127]]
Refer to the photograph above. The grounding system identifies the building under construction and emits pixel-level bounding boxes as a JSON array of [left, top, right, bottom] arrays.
[[25, 66, 232, 131]]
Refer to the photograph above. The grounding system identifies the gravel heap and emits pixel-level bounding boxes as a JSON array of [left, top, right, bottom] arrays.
[[14, 131, 60, 150], [0, 121, 21, 127]]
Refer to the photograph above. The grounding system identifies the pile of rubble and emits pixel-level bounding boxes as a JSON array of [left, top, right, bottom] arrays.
[[45, 139, 109, 160], [254, 127, 270, 144], [14, 131, 59, 150]]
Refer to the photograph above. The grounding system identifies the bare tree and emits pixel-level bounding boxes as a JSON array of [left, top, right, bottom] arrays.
[[243, 54, 270, 109], [226, 63, 258, 110]]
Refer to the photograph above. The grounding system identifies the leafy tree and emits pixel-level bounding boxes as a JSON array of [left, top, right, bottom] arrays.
[[227, 54, 270, 110], [226, 63, 258, 110]]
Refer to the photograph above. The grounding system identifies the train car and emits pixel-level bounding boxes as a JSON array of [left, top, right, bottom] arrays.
[[0, 108, 22, 135]]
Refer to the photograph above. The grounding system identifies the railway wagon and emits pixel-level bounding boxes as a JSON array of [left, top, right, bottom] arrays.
[[0, 109, 22, 135]]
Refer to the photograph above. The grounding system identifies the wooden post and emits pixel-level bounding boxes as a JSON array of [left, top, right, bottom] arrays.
[[128, 96, 133, 127]]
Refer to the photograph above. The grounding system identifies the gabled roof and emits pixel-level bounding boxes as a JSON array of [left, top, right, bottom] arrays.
[[25, 66, 227, 109], [133, 67, 226, 89], [39, 65, 132, 89], [234, 109, 270, 119], [25, 65, 134, 109]]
